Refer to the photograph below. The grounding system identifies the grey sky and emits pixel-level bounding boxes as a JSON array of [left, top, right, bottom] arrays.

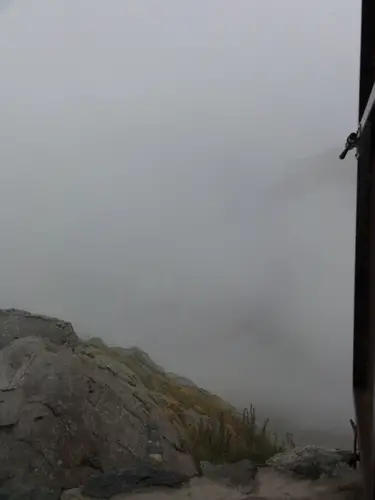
[[0, 1, 360, 434]]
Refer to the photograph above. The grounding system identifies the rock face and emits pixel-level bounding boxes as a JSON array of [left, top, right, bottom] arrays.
[[0, 309, 196, 498], [0, 308, 79, 350]]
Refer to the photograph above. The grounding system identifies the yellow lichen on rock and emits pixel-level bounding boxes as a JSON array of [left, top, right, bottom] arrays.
[[84, 338, 284, 466]]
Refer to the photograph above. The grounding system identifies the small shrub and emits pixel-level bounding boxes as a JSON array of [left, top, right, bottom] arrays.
[[183, 404, 286, 466]]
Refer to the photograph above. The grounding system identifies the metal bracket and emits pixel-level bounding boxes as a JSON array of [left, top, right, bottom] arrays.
[[339, 131, 360, 160]]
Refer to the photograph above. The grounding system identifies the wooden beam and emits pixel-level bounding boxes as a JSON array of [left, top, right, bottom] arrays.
[[353, 1, 375, 498]]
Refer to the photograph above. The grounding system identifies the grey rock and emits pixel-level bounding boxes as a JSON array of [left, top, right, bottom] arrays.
[[266, 446, 355, 479], [0, 335, 196, 492], [0, 388, 24, 427], [0, 309, 78, 351], [82, 463, 188, 498]]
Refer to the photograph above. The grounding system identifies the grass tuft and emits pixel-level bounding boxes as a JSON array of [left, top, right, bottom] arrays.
[[182, 404, 287, 466]]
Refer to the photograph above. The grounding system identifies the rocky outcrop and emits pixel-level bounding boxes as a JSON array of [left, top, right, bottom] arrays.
[[266, 445, 355, 479], [0, 308, 79, 350], [250, 446, 363, 500], [0, 310, 197, 498], [0, 309, 361, 500], [253, 467, 363, 500]]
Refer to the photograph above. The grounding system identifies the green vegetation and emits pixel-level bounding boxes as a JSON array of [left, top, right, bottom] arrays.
[[183, 404, 285, 466]]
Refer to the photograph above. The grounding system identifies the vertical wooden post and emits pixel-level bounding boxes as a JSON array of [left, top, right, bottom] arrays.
[[353, 2, 375, 498]]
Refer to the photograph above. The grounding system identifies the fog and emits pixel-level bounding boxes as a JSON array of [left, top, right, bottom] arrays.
[[0, 1, 360, 436]]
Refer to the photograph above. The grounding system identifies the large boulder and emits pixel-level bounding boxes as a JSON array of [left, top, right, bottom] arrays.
[[0, 311, 197, 498], [266, 446, 355, 479], [251, 447, 363, 500], [0, 309, 294, 499]]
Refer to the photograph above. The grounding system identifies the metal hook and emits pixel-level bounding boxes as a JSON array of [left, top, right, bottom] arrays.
[[339, 132, 359, 160]]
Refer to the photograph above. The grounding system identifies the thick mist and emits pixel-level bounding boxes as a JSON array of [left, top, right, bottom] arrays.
[[0, 1, 360, 436]]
